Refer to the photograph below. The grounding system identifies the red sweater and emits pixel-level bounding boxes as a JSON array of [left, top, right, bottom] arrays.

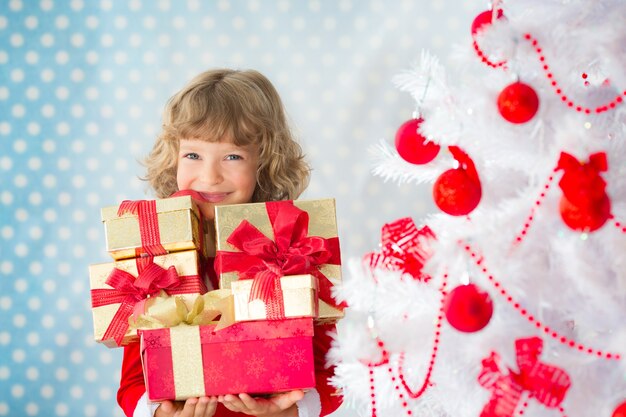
[[117, 259, 342, 416]]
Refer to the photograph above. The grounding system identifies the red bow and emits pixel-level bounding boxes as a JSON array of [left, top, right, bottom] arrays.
[[91, 257, 207, 346], [364, 217, 434, 281], [478, 337, 571, 417], [117, 200, 167, 257], [214, 201, 342, 319], [557, 152, 608, 208]]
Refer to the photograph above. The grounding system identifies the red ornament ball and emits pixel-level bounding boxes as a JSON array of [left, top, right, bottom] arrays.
[[433, 168, 481, 216], [612, 401, 626, 417], [559, 194, 611, 232], [395, 118, 440, 165], [497, 82, 540, 124], [444, 283, 493, 333], [471, 9, 504, 35]]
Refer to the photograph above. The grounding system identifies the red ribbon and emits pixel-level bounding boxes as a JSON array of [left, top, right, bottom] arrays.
[[449, 145, 480, 185], [478, 337, 571, 417], [91, 257, 208, 346], [117, 200, 167, 257], [557, 151, 608, 208], [214, 201, 342, 319], [363, 217, 434, 281]]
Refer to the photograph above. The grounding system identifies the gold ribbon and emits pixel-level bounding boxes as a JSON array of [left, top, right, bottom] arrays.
[[130, 289, 235, 331]]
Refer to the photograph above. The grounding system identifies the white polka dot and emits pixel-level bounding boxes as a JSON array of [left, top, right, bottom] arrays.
[[40, 384, 54, 398], [13, 314, 26, 328], [28, 297, 41, 310], [0, 367, 9, 379], [44, 244, 57, 258], [0, 261, 14, 274], [0, 403, 7, 416], [0, 87, 8, 100], [99, 387, 111, 400], [87, 227, 99, 241], [25, 86, 39, 100], [29, 226, 42, 239], [100, 33, 114, 47], [43, 174, 57, 187], [85, 122, 98, 135], [40, 33, 54, 47], [85, 15, 99, 29], [1, 192, 12, 205], [9, 0, 21, 12], [11, 384, 24, 398], [85, 51, 98, 64], [70, 68, 84, 82], [0, 122, 11, 135], [70, 316, 82, 329], [84, 368, 97, 382], [55, 403, 68, 416], [0, 297, 10, 310], [28, 192, 42, 205], [0, 52, 7, 65], [43, 209, 56, 222], [129, 33, 142, 47], [25, 403, 38, 416], [41, 104, 55, 117], [55, 333, 68, 346], [26, 367, 39, 381], [42, 315, 54, 329], [41, 352, 54, 365], [58, 157, 70, 170], [70, 350, 83, 364], [29, 261, 42, 275], [73, 209, 85, 222], [14, 174, 27, 188], [15, 279, 27, 292], [28, 157, 42, 170], [26, 332, 39, 345], [70, 385, 83, 399], [11, 104, 26, 118], [1, 227, 13, 239], [15, 244, 28, 257], [57, 192, 71, 206], [27, 122, 40, 135], [0, 157, 12, 170], [15, 208, 28, 221], [85, 86, 99, 99], [56, 122, 70, 135], [55, 86, 69, 100], [11, 69, 24, 82], [25, 51, 39, 64], [10, 33, 24, 47], [72, 175, 85, 188], [58, 227, 71, 240]]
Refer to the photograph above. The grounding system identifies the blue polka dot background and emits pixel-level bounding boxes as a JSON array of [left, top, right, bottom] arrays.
[[0, 1, 477, 416]]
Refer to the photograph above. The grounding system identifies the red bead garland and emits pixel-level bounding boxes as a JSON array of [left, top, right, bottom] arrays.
[[523, 33, 625, 114], [462, 242, 621, 361], [611, 216, 626, 234], [514, 170, 557, 244], [398, 274, 448, 398], [472, 39, 507, 69]]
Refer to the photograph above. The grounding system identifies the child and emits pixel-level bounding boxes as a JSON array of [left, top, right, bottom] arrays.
[[116, 69, 342, 417]]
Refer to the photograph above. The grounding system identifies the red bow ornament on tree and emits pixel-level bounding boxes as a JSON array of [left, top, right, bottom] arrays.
[[557, 151, 611, 232], [214, 201, 343, 319], [91, 257, 207, 346], [478, 337, 571, 417], [363, 217, 435, 281]]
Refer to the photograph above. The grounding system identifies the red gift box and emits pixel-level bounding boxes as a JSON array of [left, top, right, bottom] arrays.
[[141, 318, 315, 401]]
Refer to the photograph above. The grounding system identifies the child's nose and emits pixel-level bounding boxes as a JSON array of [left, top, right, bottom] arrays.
[[203, 162, 223, 185]]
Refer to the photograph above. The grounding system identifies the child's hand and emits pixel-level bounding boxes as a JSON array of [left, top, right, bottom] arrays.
[[156, 397, 218, 417], [219, 390, 304, 417]]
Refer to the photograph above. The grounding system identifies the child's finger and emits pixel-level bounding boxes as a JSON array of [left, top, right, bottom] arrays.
[[270, 390, 305, 409], [237, 393, 259, 410]]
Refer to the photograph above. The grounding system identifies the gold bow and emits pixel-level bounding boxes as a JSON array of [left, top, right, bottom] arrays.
[[129, 289, 235, 331]]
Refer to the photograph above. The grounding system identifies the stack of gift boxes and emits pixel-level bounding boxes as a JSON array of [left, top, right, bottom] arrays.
[[88, 195, 343, 401]]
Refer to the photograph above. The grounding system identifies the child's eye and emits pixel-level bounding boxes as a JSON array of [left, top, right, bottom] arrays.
[[225, 154, 243, 161], [184, 153, 200, 160]]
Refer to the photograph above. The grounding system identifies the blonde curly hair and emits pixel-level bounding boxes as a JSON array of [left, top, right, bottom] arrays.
[[144, 69, 310, 202]]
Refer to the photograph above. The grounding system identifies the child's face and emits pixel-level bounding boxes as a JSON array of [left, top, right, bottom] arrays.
[[177, 138, 259, 220]]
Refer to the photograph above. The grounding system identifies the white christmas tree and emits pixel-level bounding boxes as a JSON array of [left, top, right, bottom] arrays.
[[330, 1, 626, 417]]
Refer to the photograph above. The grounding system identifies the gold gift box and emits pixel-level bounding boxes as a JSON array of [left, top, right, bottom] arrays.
[[89, 250, 207, 348], [215, 198, 343, 323], [231, 274, 318, 321], [101, 195, 214, 261]]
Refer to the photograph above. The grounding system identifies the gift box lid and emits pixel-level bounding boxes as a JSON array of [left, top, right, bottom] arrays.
[[141, 317, 314, 348], [100, 195, 201, 222]]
